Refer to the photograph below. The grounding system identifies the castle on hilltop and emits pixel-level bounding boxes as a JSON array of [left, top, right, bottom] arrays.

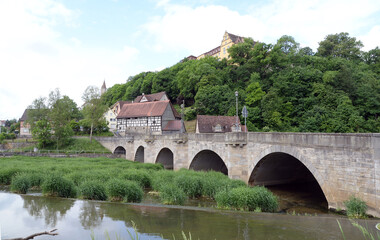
[[187, 31, 245, 60]]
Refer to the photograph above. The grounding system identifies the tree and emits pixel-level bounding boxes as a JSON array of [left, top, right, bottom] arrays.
[[228, 37, 255, 66], [82, 86, 108, 142], [49, 93, 78, 148], [32, 119, 53, 148], [26, 97, 49, 129], [317, 32, 363, 61]]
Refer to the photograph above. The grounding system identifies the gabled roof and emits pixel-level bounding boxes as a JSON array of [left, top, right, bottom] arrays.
[[19, 109, 31, 122], [111, 100, 132, 109], [228, 32, 244, 44], [134, 92, 167, 103], [196, 115, 240, 133], [117, 100, 180, 119]]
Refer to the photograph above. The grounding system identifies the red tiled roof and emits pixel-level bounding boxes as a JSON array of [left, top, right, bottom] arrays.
[[197, 115, 241, 133], [134, 91, 167, 103], [163, 120, 182, 131], [117, 100, 169, 118]]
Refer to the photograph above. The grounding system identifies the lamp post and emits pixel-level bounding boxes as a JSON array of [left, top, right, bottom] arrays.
[[235, 91, 239, 131]]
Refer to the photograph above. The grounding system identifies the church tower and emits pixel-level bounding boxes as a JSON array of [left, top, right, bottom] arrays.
[[101, 80, 107, 95]]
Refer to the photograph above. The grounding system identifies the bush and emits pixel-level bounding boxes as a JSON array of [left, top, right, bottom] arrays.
[[174, 174, 203, 198], [79, 181, 107, 200], [160, 184, 187, 205], [11, 174, 31, 194], [152, 171, 176, 191], [344, 196, 367, 218], [107, 179, 143, 202], [27, 172, 45, 187], [42, 175, 77, 198], [247, 186, 278, 212], [201, 172, 246, 199], [215, 186, 278, 212], [0, 168, 22, 185], [119, 169, 152, 188]]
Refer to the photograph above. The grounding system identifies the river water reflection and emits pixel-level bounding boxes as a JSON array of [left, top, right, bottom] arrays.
[[0, 191, 378, 240]]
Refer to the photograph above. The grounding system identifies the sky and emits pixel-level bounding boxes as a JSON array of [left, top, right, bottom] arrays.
[[0, 0, 379, 120]]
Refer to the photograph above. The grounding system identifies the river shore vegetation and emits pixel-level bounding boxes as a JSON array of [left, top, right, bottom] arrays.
[[0, 156, 279, 213]]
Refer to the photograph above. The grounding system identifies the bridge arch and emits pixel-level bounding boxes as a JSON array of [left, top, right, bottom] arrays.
[[189, 150, 228, 175], [156, 148, 174, 170], [113, 146, 126, 155], [134, 146, 144, 163], [249, 149, 328, 211]]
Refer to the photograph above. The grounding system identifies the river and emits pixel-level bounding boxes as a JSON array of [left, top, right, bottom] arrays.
[[0, 191, 378, 240]]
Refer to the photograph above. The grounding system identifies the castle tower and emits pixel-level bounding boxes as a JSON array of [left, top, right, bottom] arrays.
[[101, 80, 107, 95]]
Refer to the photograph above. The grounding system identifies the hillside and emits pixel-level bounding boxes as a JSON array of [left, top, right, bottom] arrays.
[[101, 33, 380, 133]]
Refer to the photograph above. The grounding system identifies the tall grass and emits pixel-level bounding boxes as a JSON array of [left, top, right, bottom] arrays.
[[80, 181, 108, 200], [42, 175, 77, 198], [344, 196, 368, 218], [160, 183, 187, 205], [107, 179, 143, 202], [215, 186, 278, 212], [338, 220, 380, 240], [11, 174, 31, 194], [1, 156, 279, 213]]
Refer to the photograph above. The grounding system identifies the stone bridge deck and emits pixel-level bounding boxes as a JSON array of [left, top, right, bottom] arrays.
[[96, 132, 380, 217]]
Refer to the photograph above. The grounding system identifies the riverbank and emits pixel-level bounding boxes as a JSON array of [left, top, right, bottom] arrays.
[[0, 156, 278, 213]]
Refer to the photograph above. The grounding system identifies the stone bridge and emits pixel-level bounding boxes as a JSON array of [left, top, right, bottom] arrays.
[[96, 132, 380, 217]]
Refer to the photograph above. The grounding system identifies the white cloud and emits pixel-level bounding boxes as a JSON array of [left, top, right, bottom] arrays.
[[141, 0, 380, 54], [0, 0, 140, 119], [359, 26, 380, 50]]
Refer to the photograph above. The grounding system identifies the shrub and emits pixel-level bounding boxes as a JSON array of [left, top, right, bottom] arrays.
[[215, 186, 278, 212], [160, 184, 187, 205], [174, 174, 203, 198], [79, 181, 108, 200], [11, 174, 31, 194], [27, 172, 45, 187], [247, 186, 278, 212], [107, 179, 143, 202], [119, 169, 152, 188], [42, 175, 77, 198], [344, 196, 367, 218], [0, 168, 22, 185], [201, 172, 243, 198], [151, 171, 176, 191]]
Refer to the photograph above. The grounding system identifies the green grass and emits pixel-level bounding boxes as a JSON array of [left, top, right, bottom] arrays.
[[5, 137, 111, 153], [184, 120, 196, 133], [344, 195, 368, 218], [215, 186, 278, 212], [1, 156, 279, 213], [42, 137, 111, 153], [160, 183, 187, 205], [338, 220, 380, 240]]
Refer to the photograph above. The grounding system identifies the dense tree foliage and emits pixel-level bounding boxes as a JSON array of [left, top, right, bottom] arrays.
[[82, 86, 108, 142], [102, 32, 380, 133]]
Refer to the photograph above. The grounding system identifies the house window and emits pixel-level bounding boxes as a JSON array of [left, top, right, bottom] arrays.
[[223, 48, 226, 54]]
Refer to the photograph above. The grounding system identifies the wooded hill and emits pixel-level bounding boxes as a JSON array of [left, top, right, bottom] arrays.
[[102, 33, 380, 133]]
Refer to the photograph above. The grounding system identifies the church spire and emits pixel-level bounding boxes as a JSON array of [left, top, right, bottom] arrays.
[[101, 79, 107, 95]]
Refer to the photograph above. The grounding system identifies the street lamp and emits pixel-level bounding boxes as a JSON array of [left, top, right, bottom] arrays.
[[235, 91, 239, 131]]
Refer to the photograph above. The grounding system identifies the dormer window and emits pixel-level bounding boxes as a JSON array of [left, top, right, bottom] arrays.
[[141, 96, 148, 102], [214, 124, 222, 132]]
